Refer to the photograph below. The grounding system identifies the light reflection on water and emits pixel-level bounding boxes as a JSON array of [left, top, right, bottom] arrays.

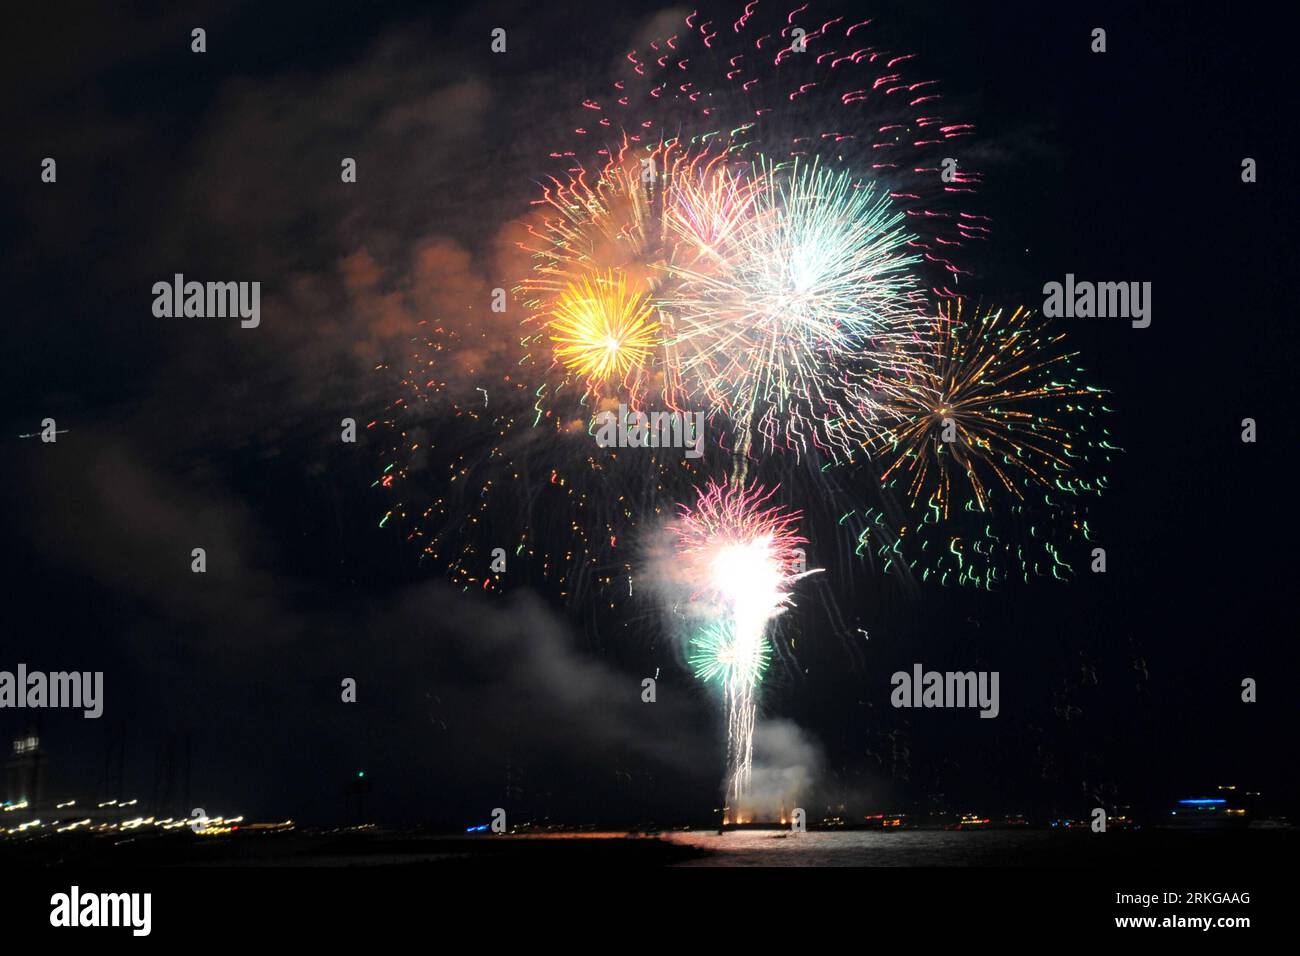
[[662, 829, 1084, 866]]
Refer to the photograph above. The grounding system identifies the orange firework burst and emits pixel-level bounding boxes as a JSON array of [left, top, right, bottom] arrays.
[[546, 269, 659, 386]]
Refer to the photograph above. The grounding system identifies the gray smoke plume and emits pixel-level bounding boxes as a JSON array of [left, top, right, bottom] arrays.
[[744, 718, 824, 820]]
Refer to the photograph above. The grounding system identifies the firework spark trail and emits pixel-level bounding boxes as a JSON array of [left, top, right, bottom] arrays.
[[519, 143, 739, 412], [858, 298, 1117, 587], [581, 3, 988, 296], [871, 298, 1112, 514], [518, 142, 934, 464], [522, 0, 989, 457], [671, 480, 818, 811], [664, 155, 926, 461]]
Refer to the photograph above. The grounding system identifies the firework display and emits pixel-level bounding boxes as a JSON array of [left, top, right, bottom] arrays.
[[669, 481, 813, 811], [663, 156, 925, 461], [373, 1, 1117, 814], [851, 299, 1117, 590], [15, 0, 1293, 916], [546, 269, 660, 389], [871, 299, 1110, 516]]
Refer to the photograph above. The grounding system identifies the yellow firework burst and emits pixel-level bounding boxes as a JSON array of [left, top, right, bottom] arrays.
[[547, 269, 660, 385]]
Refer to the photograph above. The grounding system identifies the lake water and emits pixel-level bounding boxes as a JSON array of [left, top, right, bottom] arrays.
[[660, 827, 1292, 867]]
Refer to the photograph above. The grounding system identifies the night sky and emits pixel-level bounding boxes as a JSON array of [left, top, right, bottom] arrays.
[[2, 0, 1294, 828]]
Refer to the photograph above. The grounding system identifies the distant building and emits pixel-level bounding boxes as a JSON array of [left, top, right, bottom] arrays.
[[5, 734, 47, 807]]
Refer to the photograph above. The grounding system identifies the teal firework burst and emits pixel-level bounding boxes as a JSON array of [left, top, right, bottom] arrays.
[[688, 619, 773, 687], [663, 156, 925, 461]]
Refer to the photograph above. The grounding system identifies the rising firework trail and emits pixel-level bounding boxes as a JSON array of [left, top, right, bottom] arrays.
[[669, 480, 817, 814]]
